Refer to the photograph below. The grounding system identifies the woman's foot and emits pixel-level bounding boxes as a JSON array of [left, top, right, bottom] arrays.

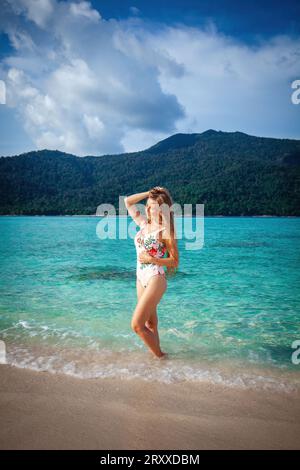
[[148, 349, 169, 360], [156, 350, 168, 360]]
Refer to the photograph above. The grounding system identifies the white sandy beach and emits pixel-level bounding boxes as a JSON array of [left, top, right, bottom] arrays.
[[0, 364, 300, 450]]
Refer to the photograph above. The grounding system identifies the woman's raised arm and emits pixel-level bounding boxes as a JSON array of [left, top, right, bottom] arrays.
[[124, 191, 150, 227]]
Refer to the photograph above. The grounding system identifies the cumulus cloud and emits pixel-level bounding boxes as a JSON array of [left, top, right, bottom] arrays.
[[146, 26, 300, 138], [1, 0, 186, 155], [0, 0, 299, 157]]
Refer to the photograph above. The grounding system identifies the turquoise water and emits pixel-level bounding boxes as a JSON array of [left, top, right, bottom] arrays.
[[0, 216, 299, 392]]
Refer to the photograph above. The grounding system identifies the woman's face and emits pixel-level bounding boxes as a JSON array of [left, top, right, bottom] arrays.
[[146, 198, 161, 220]]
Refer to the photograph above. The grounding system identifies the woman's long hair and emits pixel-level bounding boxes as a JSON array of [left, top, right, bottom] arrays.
[[146, 186, 179, 277]]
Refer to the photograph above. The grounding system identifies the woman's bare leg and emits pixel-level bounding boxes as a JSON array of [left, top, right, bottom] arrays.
[[145, 307, 161, 350], [136, 277, 145, 301], [136, 279, 163, 355], [132, 275, 167, 358]]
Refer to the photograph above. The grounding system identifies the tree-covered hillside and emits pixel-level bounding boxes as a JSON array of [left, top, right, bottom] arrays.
[[0, 129, 299, 215]]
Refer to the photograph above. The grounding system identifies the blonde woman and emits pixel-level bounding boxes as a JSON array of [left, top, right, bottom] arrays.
[[124, 187, 179, 359]]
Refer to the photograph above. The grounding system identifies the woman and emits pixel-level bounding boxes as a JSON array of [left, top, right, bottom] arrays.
[[124, 187, 179, 359]]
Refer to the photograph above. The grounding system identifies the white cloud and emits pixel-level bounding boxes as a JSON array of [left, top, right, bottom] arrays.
[[5, 28, 36, 51], [1, 1, 299, 157], [83, 114, 104, 138], [69, 1, 101, 22], [1, 2, 185, 155], [144, 25, 300, 138], [7, 0, 55, 28]]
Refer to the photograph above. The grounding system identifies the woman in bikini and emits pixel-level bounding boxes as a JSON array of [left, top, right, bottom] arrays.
[[124, 187, 179, 359]]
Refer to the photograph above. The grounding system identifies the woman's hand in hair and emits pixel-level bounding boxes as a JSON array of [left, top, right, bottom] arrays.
[[149, 186, 164, 196]]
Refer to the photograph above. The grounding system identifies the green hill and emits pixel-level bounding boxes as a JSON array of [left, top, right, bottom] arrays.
[[0, 129, 299, 216]]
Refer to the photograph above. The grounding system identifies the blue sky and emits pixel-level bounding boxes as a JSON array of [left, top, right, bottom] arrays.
[[0, 0, 299, 156]]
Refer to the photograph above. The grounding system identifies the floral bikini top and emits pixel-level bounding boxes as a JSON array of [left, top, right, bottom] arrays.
[[135, 220, 167, 259]]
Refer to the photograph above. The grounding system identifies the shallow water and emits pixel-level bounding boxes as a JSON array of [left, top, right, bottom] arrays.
[[0, 215, 299, 393]]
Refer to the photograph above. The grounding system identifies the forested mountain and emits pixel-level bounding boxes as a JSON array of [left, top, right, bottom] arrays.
[[0, 129, 299, 215]]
